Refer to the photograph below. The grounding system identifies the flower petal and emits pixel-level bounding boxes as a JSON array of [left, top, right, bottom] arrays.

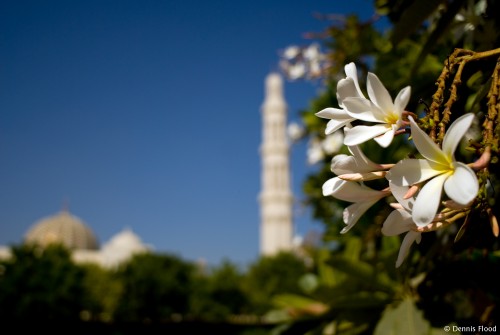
[[337, 78, 360, 106], [316, 108, 355, 134], [325, 117, 354, 135], [373, 126, 396, 148], [412, 173, 449, 226], [344, 124, 389, 146], [396, 231, 421, 268], [336, 183, 386, 202], [381, 209, 414, 236], [322, 177, 346, 196], [394, 86, 411, 114], [409, 116, 449, 165], [331, 146, 382, 175], [442, 113, 474, 159], [389, 182, 415, 211], [341, 199, 379, 234], [343, 97, 386, 122], [347, 145, 383, 171], [315, 107, 348, 119], [323, 178, 386, 202], [331, 154, 354, 175], [343, 62, 364, 98], [386, 159, 444, 186], [367, 72, 394, 112], [444, 162, 478, 205]]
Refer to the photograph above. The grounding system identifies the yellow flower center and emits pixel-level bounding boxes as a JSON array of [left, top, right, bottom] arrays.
[[385, 112, 399, 125]]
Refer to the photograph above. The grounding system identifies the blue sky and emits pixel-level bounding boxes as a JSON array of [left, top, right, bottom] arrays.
[[0, 0, 377, 267]]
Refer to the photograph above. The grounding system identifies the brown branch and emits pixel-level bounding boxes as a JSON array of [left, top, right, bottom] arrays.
[[484, 57, 500, 153], [429, 48, 500, 144]]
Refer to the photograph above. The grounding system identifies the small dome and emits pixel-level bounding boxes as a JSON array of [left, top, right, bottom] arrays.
[[24, 210, 99, 250], [103, 228, 148, 252], [99, 228, 150, 267]]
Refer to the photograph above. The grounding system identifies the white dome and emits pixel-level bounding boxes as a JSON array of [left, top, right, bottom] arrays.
[[24, 210, 99, 250], [99, 228, 149, 267]]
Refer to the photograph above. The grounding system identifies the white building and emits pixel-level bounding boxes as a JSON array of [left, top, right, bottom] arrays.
[[0, 209, 150, 268], [258, 73, 294, 256]]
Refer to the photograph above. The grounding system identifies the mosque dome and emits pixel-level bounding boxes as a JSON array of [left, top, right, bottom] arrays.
[[24, 210, 99, 250], [103, 228, 148, 252], [99, 228, 150, 267]]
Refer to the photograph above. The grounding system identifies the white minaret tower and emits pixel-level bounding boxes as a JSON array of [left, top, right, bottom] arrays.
[[259, 72, 294, 256]]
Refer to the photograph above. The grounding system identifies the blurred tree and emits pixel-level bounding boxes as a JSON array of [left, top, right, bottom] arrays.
[[242, 251, 310, 314], [79, 262, 122, 322], [190, 259, 251, 321], [0, 244, 89, 321], [112, 252, 194, 322]]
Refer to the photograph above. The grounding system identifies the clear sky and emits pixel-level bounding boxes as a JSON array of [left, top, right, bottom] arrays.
[[0, 0, 377, 267]]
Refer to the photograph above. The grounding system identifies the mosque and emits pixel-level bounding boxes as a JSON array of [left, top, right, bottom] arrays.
[[0, 208, 151, 268], [0, 71, 296, 266]]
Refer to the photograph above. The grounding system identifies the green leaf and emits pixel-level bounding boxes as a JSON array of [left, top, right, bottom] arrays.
[[374, 299, 430, 335], [272, 293, 326, 310], [343, 236, 363, 261], [317, 248, 341, 287], [328, 256, 398, 294], [336, 321, 370, 335], [263, 309, 292, 324]]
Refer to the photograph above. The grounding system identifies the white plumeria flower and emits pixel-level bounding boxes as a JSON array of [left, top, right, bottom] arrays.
[[287, 122, 305, 142], [303, 43, 321, 61], [315, 62, 365, 134], [323, 144, 390, 234], [342, 73, 411, 148], [322, 177, 389, 234], [307, 138, 325, 165], [322, 131, 344, 155], [386, 113, 479, 227], [308, 60, 322, 78], [331, 144, 388, 175], [381, 183, 421, 268], [283, 45, 301, 59], [307, 132, 345, 165], [287, 62, 307, 80]]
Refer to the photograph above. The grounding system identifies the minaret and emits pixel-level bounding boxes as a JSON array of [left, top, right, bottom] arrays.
[[259, 72, 293, 256]]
